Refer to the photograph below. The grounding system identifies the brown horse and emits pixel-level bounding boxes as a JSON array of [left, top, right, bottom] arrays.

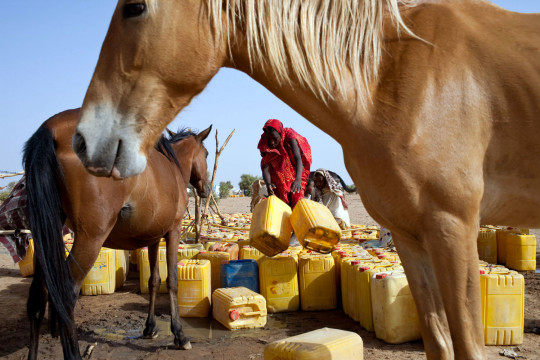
[[73, 1, 540, 359], [24, 108, 210, 359]]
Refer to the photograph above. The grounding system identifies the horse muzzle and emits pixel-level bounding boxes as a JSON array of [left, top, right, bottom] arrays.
[[74, 106, 147, 178]]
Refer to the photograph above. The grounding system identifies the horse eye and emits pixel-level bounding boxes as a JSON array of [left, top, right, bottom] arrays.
[[123, 3, 146, 18]]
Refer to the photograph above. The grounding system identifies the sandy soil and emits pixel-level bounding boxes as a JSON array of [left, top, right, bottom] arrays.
[[0, 195, 538, 359]]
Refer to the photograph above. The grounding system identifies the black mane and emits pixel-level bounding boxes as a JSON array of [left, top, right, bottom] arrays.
[[154, 128, 197, 168]]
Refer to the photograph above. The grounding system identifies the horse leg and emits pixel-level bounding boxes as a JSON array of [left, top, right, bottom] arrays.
[[165, 230, 191, 350], [56, 232, 110, 360], [392, 230, 454, 359], [395, 214, 486, 359], [143, 242, 161, 339], [27, 261, 47, 360]]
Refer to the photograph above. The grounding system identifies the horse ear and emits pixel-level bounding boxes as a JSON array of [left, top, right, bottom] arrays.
[[198, 125, 212, 142], [166, 128, 176, 138]]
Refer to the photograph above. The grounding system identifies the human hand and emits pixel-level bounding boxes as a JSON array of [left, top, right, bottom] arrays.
[[291, 179, 302, 193], [267, 183, 276, 196]]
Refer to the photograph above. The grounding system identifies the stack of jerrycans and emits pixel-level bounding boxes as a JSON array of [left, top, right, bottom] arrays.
[[249, 195, 292, 256], [197, 241, 239, 292], [290, 199, 342, 254], [480, 266, 524, 345], [348, 259, 390, 323], [354, 259, 401, 331]]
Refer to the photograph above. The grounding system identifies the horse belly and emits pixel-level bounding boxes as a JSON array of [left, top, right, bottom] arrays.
[[481, 176, 540, 227]]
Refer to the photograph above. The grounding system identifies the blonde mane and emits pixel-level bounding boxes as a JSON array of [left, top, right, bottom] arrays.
[[207, 0, 418, 108]]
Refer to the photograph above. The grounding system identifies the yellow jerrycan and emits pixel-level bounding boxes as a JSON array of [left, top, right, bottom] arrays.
[[81, 247, 116, 295], [138, 246, 168, 294], [477, 227, 497, 264], [505, 233, 536, 271], [480, 268, 524, 345], [370, 271, 422, 344], [298, 254, 337, 311], [212, 287, 267, 330], [290, 199, 341, 254], [259, 254, 299, 313], [177, 259, 212, 317], [250, 195, 293, 256], [264, 327, 364, 360], [18, 238, 35, 277]]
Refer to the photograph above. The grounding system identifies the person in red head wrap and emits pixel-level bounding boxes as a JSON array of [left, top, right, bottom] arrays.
[[257, 119, 312, 208]]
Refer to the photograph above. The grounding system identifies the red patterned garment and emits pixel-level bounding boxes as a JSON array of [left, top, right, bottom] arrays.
[[257, 119, 312, 207], [0, 177, 31, 262]]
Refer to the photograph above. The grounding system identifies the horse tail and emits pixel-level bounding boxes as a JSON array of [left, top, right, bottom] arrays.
[[23, 125, 75, 328]]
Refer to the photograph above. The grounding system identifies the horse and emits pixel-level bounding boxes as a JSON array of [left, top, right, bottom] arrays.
[[24, 108, 211, 359], [72, 1, 540, 358]]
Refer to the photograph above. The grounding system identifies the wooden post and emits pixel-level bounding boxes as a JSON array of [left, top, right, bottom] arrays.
[[210, 194, 227, 225], [198, 128, 235, 228], [194, 192, 201, 242]]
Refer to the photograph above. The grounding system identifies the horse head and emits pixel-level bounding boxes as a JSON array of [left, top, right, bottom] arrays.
[[189, 125, 212, 198], [74, 0, 227, 179]]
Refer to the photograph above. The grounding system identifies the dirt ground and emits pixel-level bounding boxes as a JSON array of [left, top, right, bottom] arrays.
[[1, 195, 539, 359]]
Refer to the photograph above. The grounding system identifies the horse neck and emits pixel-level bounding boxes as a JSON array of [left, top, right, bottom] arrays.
[[226, 32, 373, 142]]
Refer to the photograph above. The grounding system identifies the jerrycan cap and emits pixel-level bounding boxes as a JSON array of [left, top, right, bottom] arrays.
[[377, 254, 387, 259], [376, 273, 388, 279], [177, 262, 185, 267], [199, 250, 207, 254], [242, 245, 250, 248], [360, 266, 371, 272], [479, 270, 486, 275], [351, 261, 362, 265], [229, 309, 240, 321]]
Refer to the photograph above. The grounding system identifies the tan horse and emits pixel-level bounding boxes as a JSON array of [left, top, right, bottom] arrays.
[[74, 1, 540, 358], [24, 109, 210, 358]]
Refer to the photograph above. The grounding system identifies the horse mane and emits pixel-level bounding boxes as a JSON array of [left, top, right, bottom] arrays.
[[154, 128, 198, 168], [207, 0, 418, 108]]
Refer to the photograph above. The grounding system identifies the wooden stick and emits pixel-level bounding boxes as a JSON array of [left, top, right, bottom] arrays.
[[194, 192, 201, 243], [210, 194, 227, 225], [0, 171, 24, 179], [201, 128, 235, 221]]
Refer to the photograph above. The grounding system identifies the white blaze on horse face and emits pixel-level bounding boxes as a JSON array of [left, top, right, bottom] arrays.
[[75, 103, 147, 178]]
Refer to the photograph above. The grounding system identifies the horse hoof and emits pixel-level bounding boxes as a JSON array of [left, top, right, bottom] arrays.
[[175, 339, 192, 350], [143, 329, 159, 339]]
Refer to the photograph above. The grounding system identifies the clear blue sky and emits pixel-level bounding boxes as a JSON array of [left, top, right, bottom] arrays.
[[1, 0, 538, 189]]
